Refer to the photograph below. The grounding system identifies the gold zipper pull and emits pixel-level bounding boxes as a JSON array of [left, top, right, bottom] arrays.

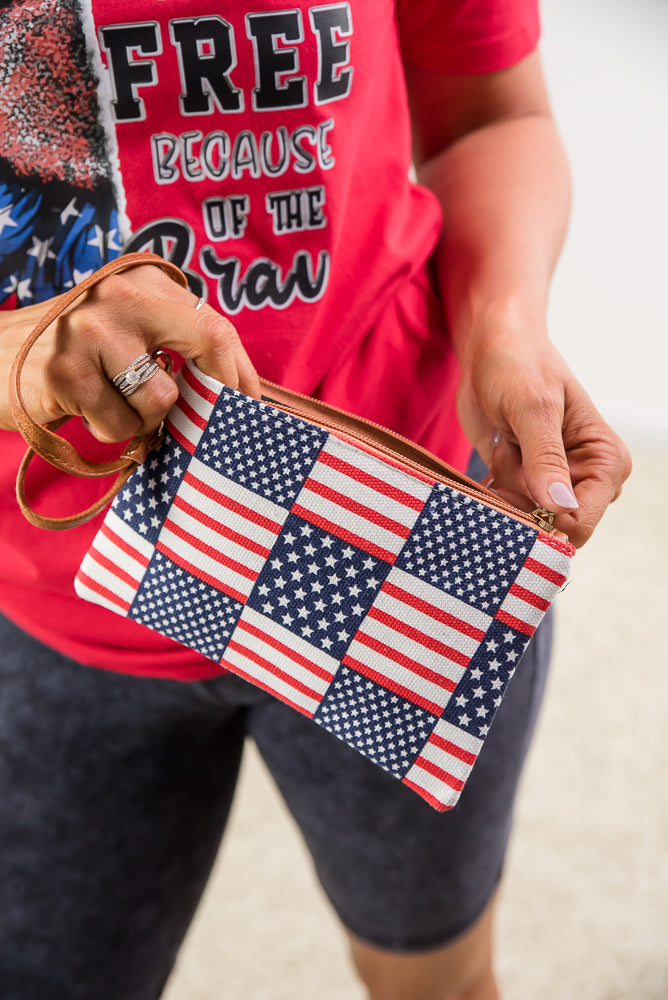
[[532, 508, 556, 532]]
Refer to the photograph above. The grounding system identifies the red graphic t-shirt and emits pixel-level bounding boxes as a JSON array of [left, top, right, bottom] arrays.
[[0, 0, 539, 678]]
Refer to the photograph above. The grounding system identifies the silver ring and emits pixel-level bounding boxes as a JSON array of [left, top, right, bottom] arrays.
[[112, 353, 160, 398], [194, 297, 205, 311]]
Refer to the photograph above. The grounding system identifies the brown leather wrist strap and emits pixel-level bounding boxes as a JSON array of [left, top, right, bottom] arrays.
[[10, 252, 188, 530]]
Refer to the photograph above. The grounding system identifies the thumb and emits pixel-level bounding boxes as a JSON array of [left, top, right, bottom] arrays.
[[520, 426, 579, 514]]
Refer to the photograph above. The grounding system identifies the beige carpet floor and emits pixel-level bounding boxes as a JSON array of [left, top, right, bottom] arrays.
[[162, 446, 668, 1000]]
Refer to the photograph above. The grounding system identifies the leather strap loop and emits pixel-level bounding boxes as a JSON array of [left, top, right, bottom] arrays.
[[16, 450, 137, 530], [10, 253, 188, 529]]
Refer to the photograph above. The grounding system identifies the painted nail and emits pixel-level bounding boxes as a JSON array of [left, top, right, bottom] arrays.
[[547, 482, 579, 509]]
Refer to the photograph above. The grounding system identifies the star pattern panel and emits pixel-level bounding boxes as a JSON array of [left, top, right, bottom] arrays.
[[440, 619, 530, 739], [195, 388, 327, 509], [395, 484, 537, 614], [314, 665, 437, 777], [131, 551, 243, 661], [112, 435, 190, 544], [246, 514, 392, 663]]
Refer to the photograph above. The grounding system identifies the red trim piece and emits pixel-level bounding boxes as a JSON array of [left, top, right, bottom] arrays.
[[156, 541, 248, 603], [302, 478, 411, 538], [401, 777, 452, 812], [317, 449, 426, 510], [355, 626, 459, 688], [381, 580, 486, 641], [236, 617, 334, 683], [539, 533, 576, 557], [342, 654, 442, 716], [291, 504, 397, 563], [75, 570, 131, 612]]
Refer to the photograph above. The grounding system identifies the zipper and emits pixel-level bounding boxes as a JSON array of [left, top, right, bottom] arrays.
[[260, 385, 554, 535]]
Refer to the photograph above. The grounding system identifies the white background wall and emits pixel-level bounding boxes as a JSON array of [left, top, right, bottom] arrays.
[[540, 0, 667, 450]]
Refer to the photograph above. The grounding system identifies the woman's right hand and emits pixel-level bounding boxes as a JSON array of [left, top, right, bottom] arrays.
[[0, 260, 260, 442]]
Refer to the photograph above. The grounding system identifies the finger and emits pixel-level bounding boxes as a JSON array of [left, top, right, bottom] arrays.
[[92, 270, 261, 398], [189, 307, 262, 398], [53, 304, 179, 440], [553, 437, 632, 547], [488, 439, 528, 499], [474, 426, 505, 471], [102, 349, 178, 439], [71, 352, 176, 444], [60, 363, 144, 444], [80, 388, 142, 443], [512, 404, 580, 515], [488, 439, 580, 543]]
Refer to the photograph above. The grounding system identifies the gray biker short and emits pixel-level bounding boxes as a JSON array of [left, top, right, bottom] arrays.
[[0, 606, 551, 1000]]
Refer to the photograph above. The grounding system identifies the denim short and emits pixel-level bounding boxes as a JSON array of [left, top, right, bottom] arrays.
[[0, 606, 551, 1000]]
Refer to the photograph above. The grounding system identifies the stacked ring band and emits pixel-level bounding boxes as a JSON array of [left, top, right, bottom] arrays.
[[112, 352, 161, 398]]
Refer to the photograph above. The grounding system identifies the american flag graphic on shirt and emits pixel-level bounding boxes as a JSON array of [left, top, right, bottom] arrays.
[[76, 361, 574, 811]]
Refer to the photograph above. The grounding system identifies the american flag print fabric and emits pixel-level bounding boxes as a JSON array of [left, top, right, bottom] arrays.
[[76, 361, 575, 811]]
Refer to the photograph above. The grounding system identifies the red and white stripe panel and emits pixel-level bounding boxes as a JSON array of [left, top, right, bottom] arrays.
[[351, 566, 490, 701], [342, 566, 491, 715], [403, 718, 484, 811], [496, 535, 572, 635], [344, 607, 472, 717], [527, 535, 573, 591], [223, 607, 338, 717], [291, 434, 431, 563], [156, 457, 287, 604], [167, 361, 221, 454], [75, 509, 153, 614]]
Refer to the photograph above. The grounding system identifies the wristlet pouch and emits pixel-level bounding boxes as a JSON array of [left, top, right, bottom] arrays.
[[11, 254, 575, 811]]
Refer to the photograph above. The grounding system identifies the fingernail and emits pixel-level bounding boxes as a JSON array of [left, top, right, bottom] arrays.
[[491, 428, 501, 449], [548, 482, 579, 510]]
